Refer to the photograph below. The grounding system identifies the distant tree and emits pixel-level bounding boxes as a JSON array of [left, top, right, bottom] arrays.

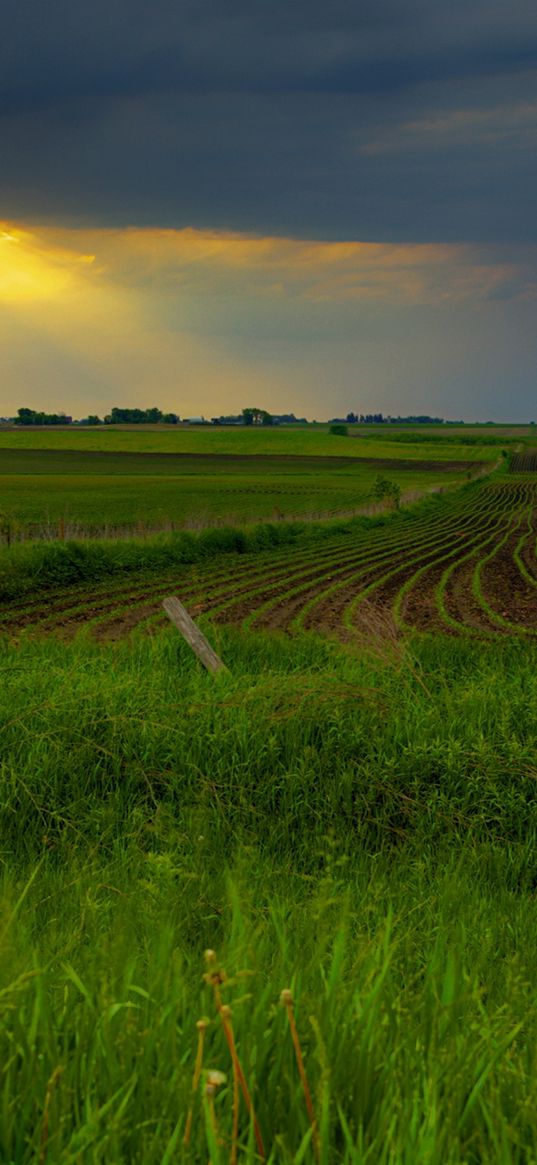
[[145, 407, 163, 423], [162, 413, 179, 424], [79, 414, 102, 426], [329, 423, 348, 437], [15, 408, 36, 425], [242, 407, 273, 426], [387, 415, 444, 425], [107, 406, 164, 424]]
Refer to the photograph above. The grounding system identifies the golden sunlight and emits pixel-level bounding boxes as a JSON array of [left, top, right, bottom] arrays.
[[0, 223, 95, 304], [0, 220, 528, 312]]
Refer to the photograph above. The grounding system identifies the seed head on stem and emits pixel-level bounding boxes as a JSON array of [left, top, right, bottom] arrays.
[[208, 978, 265, 1161], [204, 1070, 226, 1152]]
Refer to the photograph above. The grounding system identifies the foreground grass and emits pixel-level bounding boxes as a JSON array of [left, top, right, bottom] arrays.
[[1, 628, 537, 1162]]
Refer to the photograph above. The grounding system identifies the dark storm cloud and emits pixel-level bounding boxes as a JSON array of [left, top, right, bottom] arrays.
[[2, 0, 537, 241]]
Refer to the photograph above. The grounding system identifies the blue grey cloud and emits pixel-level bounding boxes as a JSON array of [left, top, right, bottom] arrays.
[[1, 0, 537, 243]]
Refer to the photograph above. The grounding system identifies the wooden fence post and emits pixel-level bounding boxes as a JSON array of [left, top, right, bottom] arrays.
[[162, 597, 227, 674]]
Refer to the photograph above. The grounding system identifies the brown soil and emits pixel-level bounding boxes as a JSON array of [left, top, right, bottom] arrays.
[[478, 528, 537, 629], [509, 453, 537, 473], [441, 552, 502, 635], [398, 563, 456, 634], [519, 531, 537, 583], [299, 531, 475, 636]]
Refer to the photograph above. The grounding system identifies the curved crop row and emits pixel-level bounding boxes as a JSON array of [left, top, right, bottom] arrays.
[[1, 480, 536, 640], [0, 484, 485, 634], [106, 482, 514, 638], [509, 451, 537, 473]]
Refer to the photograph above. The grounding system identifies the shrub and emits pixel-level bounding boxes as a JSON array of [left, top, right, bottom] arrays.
[[371, 475, 401, 509]]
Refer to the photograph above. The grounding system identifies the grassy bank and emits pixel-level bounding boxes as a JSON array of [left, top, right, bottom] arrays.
[[1, 628, 536, 1161]]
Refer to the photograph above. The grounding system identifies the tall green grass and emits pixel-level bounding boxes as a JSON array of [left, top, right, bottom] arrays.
[[1, 628, 537, 1161]]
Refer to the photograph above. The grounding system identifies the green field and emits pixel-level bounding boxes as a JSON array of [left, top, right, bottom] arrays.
[[0, 462, 486, 538], [1, 428, 536, 1162], [0, 426, 499, 538], [0, 423, 506, 457]]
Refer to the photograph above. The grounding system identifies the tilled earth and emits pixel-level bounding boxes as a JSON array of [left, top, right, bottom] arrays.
[[1, 480, 536, 641]]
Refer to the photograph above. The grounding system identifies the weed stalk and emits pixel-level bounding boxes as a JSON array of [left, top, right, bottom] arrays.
[[184, 1017, 209, 1147], [39, 1065, 63, 1165], [281, 988, 320, 1161], [205, 951, 266, 1161]]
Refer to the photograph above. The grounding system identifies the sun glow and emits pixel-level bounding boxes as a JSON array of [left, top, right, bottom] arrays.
[[0, 220, 528, 311], [0, 223, 95, 304]]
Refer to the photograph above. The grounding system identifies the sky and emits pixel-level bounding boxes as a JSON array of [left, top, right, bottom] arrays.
[[1, 0, 537, 421]]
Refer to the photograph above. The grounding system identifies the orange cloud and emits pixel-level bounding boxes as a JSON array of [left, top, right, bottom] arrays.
[[1, 221, 531, 308]]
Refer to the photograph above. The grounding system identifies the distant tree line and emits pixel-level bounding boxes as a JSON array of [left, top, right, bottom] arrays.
[[103, 407, 179, 424], [15, 408, 72, 426], [211, 409, 307, 426], [12, 404, 450, 429], [13, 405, 181, 426], [338, 413, 445, 425], [12, 404, 309, 427]]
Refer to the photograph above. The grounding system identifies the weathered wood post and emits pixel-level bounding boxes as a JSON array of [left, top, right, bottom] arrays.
[[162, 597, 227, 674]]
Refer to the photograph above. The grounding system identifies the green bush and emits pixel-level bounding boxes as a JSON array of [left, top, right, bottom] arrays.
[[371, 474, 401, 508]]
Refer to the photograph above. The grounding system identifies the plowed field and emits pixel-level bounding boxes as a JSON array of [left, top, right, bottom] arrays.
[[509, 450, 537, 473], [2, 480, 536, 640]]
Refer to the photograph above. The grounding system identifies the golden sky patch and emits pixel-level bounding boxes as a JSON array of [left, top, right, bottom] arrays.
[[0, 223, 95, 304], [1, 220, 535, 421], [0, 221, 527, 309]]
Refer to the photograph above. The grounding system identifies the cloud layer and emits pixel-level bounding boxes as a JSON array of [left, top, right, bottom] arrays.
[[1, 1, 537, 242], [1, 5, 536, 420]]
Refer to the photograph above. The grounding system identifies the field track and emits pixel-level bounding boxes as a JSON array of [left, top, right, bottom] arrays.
[[2, 479, 537, 640]]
